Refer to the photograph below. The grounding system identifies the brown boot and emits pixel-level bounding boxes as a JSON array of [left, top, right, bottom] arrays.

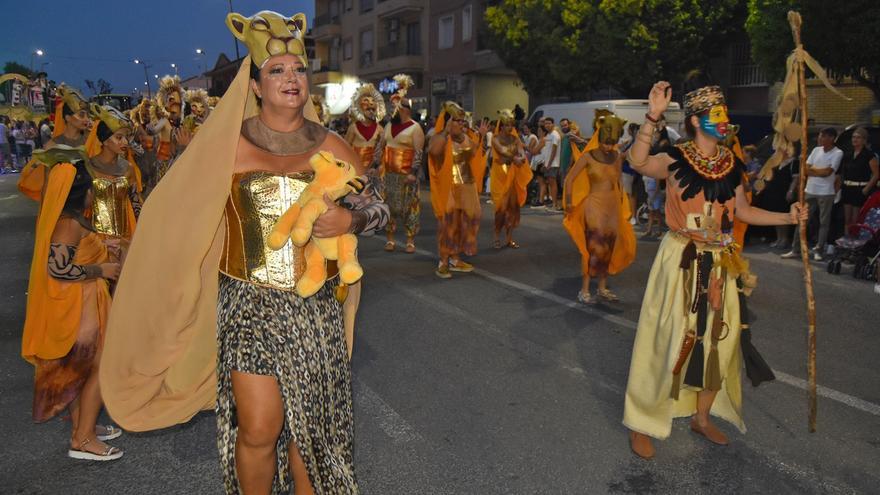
[[689, 418, 729, 445], [629, 430, 655, 459]]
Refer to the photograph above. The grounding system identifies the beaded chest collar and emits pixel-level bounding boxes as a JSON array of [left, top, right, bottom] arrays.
[[679, 141, 735, 180]]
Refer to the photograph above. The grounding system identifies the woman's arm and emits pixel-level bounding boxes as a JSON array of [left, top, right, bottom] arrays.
[[734, 185, 804, 226], [627, 81, 675, 179], [864, 155, 879, 195], [48, 217, 119, 281], [428, 133, 447, 165], [563, 153, 589, 212]]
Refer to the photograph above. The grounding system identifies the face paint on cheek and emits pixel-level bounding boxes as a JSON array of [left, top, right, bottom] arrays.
[[699, 114, 728, 139]]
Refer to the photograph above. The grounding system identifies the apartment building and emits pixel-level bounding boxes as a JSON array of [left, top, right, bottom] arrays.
[[427, 0, 527, 120], [310, 0, 528, 120], [312, 0, 430, 116]]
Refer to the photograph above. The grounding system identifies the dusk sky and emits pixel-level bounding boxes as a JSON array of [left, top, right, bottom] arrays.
[[0, 0, 314, 95]]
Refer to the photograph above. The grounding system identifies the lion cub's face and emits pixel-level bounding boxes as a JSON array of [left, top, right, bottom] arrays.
[[310, 151, 356, 200]]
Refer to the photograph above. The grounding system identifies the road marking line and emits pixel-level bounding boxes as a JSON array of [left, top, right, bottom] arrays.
[[355, 378, 423, 444], [0, 194, 18, 201], [372, 239, 880, 418]]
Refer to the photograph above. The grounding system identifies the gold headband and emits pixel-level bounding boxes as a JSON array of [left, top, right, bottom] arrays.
[[58, 85, 87, 113], [684, 85, 726, 116], [90, 103, 132, 134], [226, 11, 308, 68]]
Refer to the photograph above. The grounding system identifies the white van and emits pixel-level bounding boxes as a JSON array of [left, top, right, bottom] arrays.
[[527, 100, 684, 138]]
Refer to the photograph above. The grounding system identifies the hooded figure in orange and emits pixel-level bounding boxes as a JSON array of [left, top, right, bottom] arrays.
[[21, 159, 124, 461], [18, 85, 91, 202], [490, 108, 532, 249], [428, 101, 489, 279], [563, 109, 636, 303]]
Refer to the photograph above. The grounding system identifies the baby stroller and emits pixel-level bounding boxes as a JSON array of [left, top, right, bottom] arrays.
[[827, 190, 880, 279]]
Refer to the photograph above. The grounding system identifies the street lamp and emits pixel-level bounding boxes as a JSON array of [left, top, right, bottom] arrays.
[[134, 59, 153, 98], [170, 63, 178, 75], [196, 48, 211, 91], [30, 49, 44, 74]]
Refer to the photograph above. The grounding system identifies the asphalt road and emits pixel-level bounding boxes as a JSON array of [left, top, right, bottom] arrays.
[[1, 172, 878, 494]]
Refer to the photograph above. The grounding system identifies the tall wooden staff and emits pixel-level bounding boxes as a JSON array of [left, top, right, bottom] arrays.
[[788, 11, 818, 433]]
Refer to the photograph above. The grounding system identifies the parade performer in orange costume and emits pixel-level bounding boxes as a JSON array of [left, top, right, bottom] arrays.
[[22, 159, 124, 461], [563, 110, 635, 303], [82, 103, 142, 244], [489, 109, 532, 249], [428, 101, 488, 278], [18, 85, 91, 202], [380, 74, 425, 253]]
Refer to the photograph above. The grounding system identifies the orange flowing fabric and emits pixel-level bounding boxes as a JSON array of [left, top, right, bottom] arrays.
[[489, 140, 532, 208], [429, 132, 486, 219], [32, 233, 111, 422], [729, 137, 749, 247], [17, 158, 44, 201], [563, 135, 636, 276], [21, 164, 110, 363]]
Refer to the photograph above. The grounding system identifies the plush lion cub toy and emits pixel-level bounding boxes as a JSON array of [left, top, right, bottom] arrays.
[[268, 151, 364, 298]]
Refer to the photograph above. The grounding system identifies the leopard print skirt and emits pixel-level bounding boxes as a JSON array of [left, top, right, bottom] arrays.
[[216, 274, 358, 494]]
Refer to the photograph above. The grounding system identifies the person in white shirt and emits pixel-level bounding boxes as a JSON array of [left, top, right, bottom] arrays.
[[782, 128, 843, 260], [538, 117, 562, 209]]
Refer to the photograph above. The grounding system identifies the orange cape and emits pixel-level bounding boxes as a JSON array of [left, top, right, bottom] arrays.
[[98, 56, 350, 432], [429, 130, 486, 218], [489, 134, 532, 208], [562, 133, 636, 275], [21, 164, 110, 363]]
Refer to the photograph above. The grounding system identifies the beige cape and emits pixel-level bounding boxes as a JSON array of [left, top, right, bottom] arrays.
[[100, 56, 360, 431]]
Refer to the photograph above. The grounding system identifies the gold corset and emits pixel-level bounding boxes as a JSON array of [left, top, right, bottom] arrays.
[[221, 171, 337, 291], [353, 145, 375, 169], [91, 176, 132, 238], [451, 142, 475, 184], [383, 147, 415, 174]]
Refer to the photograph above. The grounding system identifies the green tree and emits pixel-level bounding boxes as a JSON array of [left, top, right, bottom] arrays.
[[746, 0, 880, 101], [3, 61, 34, 78], [484, 0, 745, 98]]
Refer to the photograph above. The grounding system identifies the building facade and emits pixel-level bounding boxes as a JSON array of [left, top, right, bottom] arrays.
[[312, 0, 431, 117], [310, 0, 528, 120], [427, 0, 528, 120]]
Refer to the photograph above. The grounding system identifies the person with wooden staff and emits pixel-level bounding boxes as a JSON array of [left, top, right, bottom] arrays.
[[621, 81, 807, 460]]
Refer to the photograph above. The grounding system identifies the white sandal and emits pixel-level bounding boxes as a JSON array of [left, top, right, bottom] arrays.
[[96, 424, 123, 441], [68, 438, 124, 461]]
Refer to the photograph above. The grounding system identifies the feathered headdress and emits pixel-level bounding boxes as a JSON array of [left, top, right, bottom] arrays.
[[389, 73, 415, 117], [349, 83, 386, 123], [156, 75, 185, 116]]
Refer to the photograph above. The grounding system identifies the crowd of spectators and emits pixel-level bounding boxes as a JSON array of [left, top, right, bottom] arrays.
[[0, 115, 53, 174]]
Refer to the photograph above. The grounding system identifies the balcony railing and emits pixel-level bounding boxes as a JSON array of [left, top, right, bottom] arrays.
[[378, 43, 421, 60], [314, 13, 340, 27], [730, 64, 768, 87]]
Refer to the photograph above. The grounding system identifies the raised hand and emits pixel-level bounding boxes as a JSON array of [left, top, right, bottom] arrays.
[[648, 81, 672, 120]]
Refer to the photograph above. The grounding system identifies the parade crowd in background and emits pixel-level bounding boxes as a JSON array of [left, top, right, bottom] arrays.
[[6, 8, 880, 494]]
